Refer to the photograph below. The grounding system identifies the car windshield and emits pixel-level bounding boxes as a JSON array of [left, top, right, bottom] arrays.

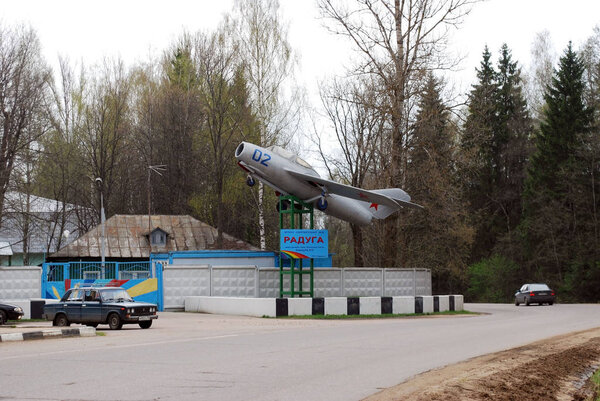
[[529, 284, 550, 291], [100, 289, 133, 302]]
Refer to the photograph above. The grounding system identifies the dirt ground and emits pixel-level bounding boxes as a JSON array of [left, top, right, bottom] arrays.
[[364, 327, 600, 401]]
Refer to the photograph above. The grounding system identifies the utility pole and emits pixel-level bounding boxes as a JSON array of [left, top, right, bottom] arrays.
[[147, 165, 167, 234]]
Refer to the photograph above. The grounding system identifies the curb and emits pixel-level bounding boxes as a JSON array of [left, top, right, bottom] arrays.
[[0, 326, 96, 342]]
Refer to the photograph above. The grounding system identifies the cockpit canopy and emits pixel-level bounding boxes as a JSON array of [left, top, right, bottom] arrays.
[[266, 145, 316, 172]]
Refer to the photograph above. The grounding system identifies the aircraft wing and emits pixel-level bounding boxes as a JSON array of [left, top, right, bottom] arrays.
[[285, 169, 421, 209], [238, 161, 290, 195]]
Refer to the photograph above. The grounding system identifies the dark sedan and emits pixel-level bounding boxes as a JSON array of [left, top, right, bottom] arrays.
[[515, 283, 555, 306], [0, 302, 24, 325], [43, 287, 158, 330]]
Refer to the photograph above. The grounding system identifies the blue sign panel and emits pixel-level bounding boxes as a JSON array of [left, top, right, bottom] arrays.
[[280, 229, 328, 259]]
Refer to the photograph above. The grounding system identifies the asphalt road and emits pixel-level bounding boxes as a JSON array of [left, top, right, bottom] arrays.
[[1, 303, 600, 401]]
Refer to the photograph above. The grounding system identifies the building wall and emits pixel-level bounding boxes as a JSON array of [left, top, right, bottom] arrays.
[[0, 253, 45, 267]]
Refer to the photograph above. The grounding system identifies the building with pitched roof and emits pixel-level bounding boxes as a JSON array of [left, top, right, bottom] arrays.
[[49, 214, 259, 261], [0, 192, 82, 266]]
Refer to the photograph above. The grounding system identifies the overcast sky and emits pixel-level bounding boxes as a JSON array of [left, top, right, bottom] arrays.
[[2, 0, 600, 163], [3, 0, 599, 90]]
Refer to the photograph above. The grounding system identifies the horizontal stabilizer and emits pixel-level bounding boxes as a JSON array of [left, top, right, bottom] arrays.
[[360, 189, 423, 219], [371, 188, 423, 210]]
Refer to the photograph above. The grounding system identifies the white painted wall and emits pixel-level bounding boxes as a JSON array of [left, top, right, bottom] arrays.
[[359, 297, 381, 315], [324, 297, 347, 315], [185, 296, 276, 317], [438, 295, 450, 312], [422, 296, 434, 313], [287, 298, 312, 316], [393, 296, 415, 314]]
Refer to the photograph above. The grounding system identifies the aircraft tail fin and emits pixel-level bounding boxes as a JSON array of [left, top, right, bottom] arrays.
[[360, 188, 423, 219]]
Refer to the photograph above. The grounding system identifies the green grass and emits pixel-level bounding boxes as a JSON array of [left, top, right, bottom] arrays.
[[592, 367, 600, 401], [96, 331, 106, 336], [274, 310, 477, 319], [16, 319, 46, 323]]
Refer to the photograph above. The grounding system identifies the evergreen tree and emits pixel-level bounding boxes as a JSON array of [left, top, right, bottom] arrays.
[[461, 45, 533, 264], [523, 42, 595, 286], [494, 44, 532, 241], [406, 74, 473, 294], [527, 43, 592, 192], [461, 47, 499, 261]]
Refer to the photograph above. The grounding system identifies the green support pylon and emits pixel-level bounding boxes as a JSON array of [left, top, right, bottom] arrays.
[[278, 195, 314, 298]]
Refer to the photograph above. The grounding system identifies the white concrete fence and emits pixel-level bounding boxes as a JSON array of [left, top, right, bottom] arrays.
[[164, 265, 432, 310]]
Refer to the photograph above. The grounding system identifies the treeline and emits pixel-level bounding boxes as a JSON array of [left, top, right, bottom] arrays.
[[314, 1, 599, 303], [0, 1, 299, 254], [0, 1, 598, 302], [322, 38, 599, 302]]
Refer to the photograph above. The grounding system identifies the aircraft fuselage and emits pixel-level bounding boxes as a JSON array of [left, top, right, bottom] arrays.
[[235, 142, 374, 225]]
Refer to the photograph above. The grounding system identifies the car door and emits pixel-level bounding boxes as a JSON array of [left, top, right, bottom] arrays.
[[64, 289, 83, 323], [81, 289, 102, 323], [518, 285, 528, 303]]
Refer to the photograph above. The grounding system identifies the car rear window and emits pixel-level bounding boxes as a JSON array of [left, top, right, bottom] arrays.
[[529, 284, 550, 291]]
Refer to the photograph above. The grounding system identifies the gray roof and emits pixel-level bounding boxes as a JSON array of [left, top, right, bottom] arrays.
[[0, 192, 81, 254], [50, 214, 258, 259]]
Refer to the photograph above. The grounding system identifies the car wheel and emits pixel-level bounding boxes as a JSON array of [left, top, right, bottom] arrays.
[[549, 301, 554, 305], [0, 310, 6, 325], [139, 321, 152, 329], [525, 298, 530, 306], [53, 314, 70, 327], [515, 299, 520, 306], [108, 313, 122, 330]]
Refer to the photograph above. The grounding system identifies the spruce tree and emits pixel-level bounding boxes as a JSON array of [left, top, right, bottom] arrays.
[[461, 46, 499, 261], [523, 42, 594, 284], [527, 42, 593, 193], [406, 73, 473, 294], [494, 44, 532, 239], [461, 45, 532, 261]]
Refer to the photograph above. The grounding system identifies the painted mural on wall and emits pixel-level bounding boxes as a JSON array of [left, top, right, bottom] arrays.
[[44, 278, 158, 304]]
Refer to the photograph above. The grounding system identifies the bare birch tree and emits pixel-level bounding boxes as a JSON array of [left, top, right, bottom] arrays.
[[317, 0, 475, 266], [80, 59, 132, 219], [193, 30, 254, 247], [231, 0, 302, 250], [525, 30, 556, 124], [0, 24, 50, 225], [318, 76, 384, 265]]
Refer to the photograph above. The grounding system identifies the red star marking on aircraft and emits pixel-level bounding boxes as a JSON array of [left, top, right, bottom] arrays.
[[370, 203, 379, 211]]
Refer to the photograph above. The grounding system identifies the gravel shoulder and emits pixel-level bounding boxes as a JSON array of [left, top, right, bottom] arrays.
[[364, 327, 600, 401]]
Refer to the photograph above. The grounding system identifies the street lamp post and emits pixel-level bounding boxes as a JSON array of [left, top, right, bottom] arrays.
[[95, 177, 106, 278], [147, 165, 166, 280]]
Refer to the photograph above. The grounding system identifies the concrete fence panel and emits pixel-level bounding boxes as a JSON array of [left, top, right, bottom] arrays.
[[0, 266, 41, 300], [384, 269, 418, 296], [314, 269, 343, 297], [211, 266, 257, 297], [162, 265, 210, 310], [342, 268, 383, 297]]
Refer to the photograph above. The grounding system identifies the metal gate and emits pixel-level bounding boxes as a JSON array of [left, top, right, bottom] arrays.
[[41, 261, 162, 309]]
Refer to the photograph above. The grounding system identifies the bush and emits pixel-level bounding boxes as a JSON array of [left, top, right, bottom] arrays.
[[561, 261, 600, 303], [467, 255, 521, 302]]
